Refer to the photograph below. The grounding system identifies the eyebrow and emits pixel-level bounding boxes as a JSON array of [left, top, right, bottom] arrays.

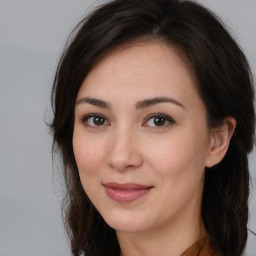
[[76, 96, 184, 110], [76, 97, 111, 109], [136, 97, 184, 109]]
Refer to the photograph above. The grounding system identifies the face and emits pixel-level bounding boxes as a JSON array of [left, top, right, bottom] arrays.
[[73, 42, 213, 234]]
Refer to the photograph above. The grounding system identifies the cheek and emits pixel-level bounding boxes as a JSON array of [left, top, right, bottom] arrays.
[[72, 131, 105, 176], [143, 127, 209, 177], [72, 132, 107, 203]]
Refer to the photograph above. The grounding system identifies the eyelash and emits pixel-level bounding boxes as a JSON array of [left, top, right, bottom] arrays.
[[81, 113, 109, 128], [80, 113, 175, 128], [143, 113, 175, 127]]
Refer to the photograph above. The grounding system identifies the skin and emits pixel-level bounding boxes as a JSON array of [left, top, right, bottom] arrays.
[[73, 41, 235, 256]]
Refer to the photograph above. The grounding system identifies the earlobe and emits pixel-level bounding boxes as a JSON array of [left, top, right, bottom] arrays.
[[205, 117, 236, 168]]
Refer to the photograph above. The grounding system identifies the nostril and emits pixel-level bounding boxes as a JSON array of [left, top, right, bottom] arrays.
[[107, 150, 143, 171], [106, 130, 143, 171]]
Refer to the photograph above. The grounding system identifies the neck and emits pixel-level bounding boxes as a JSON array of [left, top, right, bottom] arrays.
[[117, 206, 206, 256]]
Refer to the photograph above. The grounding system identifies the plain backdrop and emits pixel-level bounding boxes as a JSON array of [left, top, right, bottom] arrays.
[[0, 1, 255, 255]]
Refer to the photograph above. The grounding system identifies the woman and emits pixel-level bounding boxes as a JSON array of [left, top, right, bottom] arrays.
[[50, 0, 255, 255]]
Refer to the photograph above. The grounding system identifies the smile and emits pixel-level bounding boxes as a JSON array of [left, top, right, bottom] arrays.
[[103, 182, 153, 203]]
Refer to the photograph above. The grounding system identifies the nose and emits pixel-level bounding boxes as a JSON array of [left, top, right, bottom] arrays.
[[106, 127, 143, 171]]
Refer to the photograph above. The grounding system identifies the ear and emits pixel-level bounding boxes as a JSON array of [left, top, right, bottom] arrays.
[[205, 117, 236, 168]]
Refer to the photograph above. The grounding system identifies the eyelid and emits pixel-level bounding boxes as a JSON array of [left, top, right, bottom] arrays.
[[80, 113, 110, 127], [80, 112, 175, 128], [142, 113, 175, 127]]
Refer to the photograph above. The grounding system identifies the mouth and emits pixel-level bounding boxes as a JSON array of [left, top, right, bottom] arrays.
[[103, 182, 153, 203]]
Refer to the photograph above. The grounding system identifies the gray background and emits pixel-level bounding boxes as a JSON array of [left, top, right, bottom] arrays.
[[0, 0, 255, 255]]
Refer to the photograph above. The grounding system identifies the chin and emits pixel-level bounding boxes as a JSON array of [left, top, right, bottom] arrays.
[[101, 211, 149, 233]]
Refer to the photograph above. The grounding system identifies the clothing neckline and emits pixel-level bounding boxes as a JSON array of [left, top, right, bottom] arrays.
[[180, 237, 218, 256]]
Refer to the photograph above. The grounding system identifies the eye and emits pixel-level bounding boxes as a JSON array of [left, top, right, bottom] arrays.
[[81, 114, 109, 127], [143, 113, 175, 127]]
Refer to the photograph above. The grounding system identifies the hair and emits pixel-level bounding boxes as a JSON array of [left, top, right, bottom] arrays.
[[50, 0, 255, 255]]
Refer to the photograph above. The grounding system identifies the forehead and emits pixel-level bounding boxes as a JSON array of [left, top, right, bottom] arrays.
[[77, 41, 198, 104]]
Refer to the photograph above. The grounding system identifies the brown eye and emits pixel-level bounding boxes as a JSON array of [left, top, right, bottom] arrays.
[[143, 113, 175, 128], [81, 114, 109, 127], [153, 117, 166, 126], [93, 116, 105, 126]]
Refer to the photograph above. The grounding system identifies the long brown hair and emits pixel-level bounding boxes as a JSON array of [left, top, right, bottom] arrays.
[[50, 0, 255, 255]]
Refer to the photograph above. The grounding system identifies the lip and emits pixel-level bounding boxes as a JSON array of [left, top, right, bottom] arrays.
[[103, 182, 153, 203]]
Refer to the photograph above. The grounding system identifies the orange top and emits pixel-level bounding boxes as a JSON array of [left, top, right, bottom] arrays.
[[181, 238, 220, 256]]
